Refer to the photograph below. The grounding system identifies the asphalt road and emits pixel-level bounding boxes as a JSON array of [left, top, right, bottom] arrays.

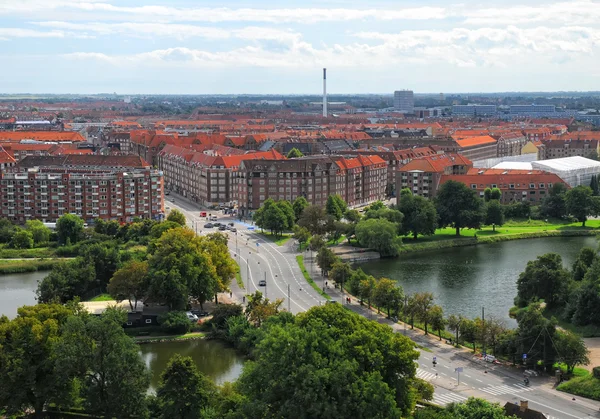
[[165, 195, 600, 418]]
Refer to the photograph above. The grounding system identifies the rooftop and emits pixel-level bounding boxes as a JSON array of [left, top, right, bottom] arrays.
[[532, 156, 600, 171]]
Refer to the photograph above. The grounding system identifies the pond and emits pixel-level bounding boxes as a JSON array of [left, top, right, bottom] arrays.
[[0, 271, 47, 318], [139, 339, 246, 391], [359, 236, 598, 327]]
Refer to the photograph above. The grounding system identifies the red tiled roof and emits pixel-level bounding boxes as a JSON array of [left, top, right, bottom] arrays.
[[455, 135, 497, 148], [0, 147, 16, 165], [399, 153, 472, 173], [441, 171, 567, 190], [0, 131, 85, 142]]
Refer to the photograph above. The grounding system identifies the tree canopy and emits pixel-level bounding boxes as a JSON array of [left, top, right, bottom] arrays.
[[436, 181, 483, 236], [286, 147, 304, 158], [166, 209, 187, 226], [355, 218, 401, 257], [515, 253, 571, 308], [325, 194, 348, 221], [397, 189, 437, 239], [56, 213, 84, 245], [566, 185, 596, 226]]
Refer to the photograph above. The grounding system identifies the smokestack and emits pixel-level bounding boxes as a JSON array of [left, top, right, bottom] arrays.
[[323, 68, 327, 118]]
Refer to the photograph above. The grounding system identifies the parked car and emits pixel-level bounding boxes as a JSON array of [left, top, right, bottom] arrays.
[[228, 222, 234, 227], [230, 227, 237, 233], [213, 222, 221, 227], [185, 312, 199, 322], [218, 225, 227, 231], [204, 223, 213, 228], [191, 309, 209, 317], [210, 216, 218, 221], [258, 279, 267, 286]]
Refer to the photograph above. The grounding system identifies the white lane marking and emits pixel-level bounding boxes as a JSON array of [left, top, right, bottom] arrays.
[[464, 374, 471, 378], [475, 379, 483, 383], [441, 372, 447, 376]]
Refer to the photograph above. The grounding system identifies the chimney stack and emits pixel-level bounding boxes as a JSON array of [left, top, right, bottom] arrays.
[[323, 68, 327, 118], [519, 400, 528, 412]]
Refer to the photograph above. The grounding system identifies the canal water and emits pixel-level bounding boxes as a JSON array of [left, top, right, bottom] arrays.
[[360, 236, 598, 327], [0, 271, 46, 318], [139, 339, 245, 391]]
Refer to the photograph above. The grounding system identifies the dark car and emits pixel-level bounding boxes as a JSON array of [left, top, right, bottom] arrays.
[[191, 309, 209, 317], [258, 279, 267, 286], [204, 223, 213, 228], [218, 225, 227, 231]]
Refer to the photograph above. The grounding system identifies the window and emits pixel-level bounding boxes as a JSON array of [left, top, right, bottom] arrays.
[[529, 183, 535, 188], [491, 184, 497, 188], [539, 183, 545, 188], [145, 319, 152, 324], [471, 184, 477, 189], [509, 184, 515, 189]]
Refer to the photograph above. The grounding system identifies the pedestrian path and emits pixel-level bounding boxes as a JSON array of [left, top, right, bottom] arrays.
[[432, 392, 468, 406], [416, 368, 437, 381], [479, 383, 533, 396]]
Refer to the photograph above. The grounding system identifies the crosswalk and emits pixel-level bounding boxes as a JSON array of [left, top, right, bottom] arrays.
[[416, 368, 437, 381], [480, 383, 534, 396], [432, 392, 468, 406]]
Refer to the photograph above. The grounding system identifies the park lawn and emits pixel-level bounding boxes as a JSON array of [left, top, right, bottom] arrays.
[[558, 375, 600, 401], [296, 255, 330, 300], [257, 232, 292, 246], [89, 293, 113, 302]]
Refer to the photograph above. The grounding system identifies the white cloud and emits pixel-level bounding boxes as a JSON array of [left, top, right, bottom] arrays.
[[0, 28, 68, 38], [32, 21, 302, 43]]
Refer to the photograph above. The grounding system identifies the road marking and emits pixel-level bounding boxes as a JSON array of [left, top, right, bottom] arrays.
[[422, 356, 430, 360], [480, 384, 533, 396], [432, 392, 468, 406], [451, 377, 457, 381], [464, 374, 471, 378], [475, 379, 482, 383], [441, 372, 447, 376], [416, 368, 437, 381]]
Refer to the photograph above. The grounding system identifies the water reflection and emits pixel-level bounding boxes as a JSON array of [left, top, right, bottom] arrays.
[[0, 271, 47, 318]]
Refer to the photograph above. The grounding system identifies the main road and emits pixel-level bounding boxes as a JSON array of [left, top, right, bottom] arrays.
[[166, 194, 600, 418]]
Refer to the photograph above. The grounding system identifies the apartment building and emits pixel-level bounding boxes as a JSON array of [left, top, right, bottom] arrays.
[[236, 155, 387, 212], [452, 105, 497, 116], [440, 169, 567, 204], [491, 131, 529, 157], [542, 137, 600, 159], [396, 153, 472, 199], [455, 136, 498, 161], [2, 155, 164, 223]]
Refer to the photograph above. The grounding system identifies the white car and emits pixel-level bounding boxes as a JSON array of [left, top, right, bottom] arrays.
[[186, 312, 199, 322]]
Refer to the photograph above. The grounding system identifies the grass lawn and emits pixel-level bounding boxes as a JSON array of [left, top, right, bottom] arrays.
[[0, 246, 58, 259], [295, 255, 330, 300], [234, 261, 244, 290], [134, 332, 205, 342], [0, 258, 62, 274], [327, 235, 346, 246], [89, 293, 113, 302], [257, 232, 292, 246], [558, 374, 600, 401]]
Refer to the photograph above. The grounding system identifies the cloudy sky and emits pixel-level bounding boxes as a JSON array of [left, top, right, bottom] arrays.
[[1, 0, 600, 94]]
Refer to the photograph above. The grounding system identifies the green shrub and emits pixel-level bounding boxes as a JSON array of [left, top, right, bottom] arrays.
[[558, 375, 600, 400], [159, 311, 192, 334], [210, 303, 243, 330], [593, 367, 600, 379]]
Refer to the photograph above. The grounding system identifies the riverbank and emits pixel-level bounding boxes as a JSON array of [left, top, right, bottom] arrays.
[[0, 257, 63, 274], [135, 332, 205, 344], [396, 229, 599, 255]]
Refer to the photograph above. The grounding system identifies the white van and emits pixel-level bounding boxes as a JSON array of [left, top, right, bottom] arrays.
[[186, 312, 199, 322]]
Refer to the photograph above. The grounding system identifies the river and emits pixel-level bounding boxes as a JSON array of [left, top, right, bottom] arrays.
[[359, 236, 598, 327], [0, 271, 46, 318], [139, 339, 245, 391]]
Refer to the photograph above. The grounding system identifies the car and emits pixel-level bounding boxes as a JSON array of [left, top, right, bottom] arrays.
[[325, 300, 338, 305], [210, 216, 218, 221], [170, 198, 175, 202], [218, 225, 227, 231], [230, 227, 237, 233], [185, 311, 199, 322], [204, 223, 213, 228], [258, 279, 266, 286], [191, 309, 209, 317], [228, 222, 234, 227]]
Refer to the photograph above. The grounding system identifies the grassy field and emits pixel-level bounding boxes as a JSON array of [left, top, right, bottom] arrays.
[[234, 261, 244, 290], [296, 255, 330, 300], [0, 258, 62, 274], [0, 246, 58, 259], [89, 293, 113, 302], [257, 232, 292, 246]]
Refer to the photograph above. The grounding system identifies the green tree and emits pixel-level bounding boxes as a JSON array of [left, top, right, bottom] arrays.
[[159, 311, 192, 334], [167, 209, 187, 226], [155, 355, 217, 419], [554, 330, 590, 374], [355, 218, 402, 257], [447, 397, 515, 418], [373, 278, 404, 318], [298, 205, 330, 235], [329, 260, 353, 290], [316, 246, 337, 275], [490, 187, 502, 200], [413, 292, 434, 335], [572, 247, 597, 281], [10, 227, 33, 249], [198, 233, 237, 300], [591, 174, 599, 196], [397, 189, 437, 239], [148, 228, 219, 310], [309, 233, 326, 251], [566, 185, 595, 226], [540, 182, 568, 219], [56, 213, 84, 245], [515, 253, 571, 308], [570, 279, 600, 326], [436, 180, 484, 236], [0, 218, 16, 243], [286, 147, 304, 158], [254, 199, 293, 236], [484, 199, 504, 231], [80, 242, 121, 287], [237, 304, 420, 418], [276, 199, 295, 231], [150, 220, 181, 239], [245, 291, 283, 327], [108, 260, 149, 311], [483, 187, 492, 202], [293, 225, 311, 248], [25, 220, 51, 246], [459, 318, 478, 351], [292, 196, 309, 221], [209, 303, 244, 330], [37, 258, 96, 303], [0, 303, 77, 418], [56, 308, 150, 418], [513, 303, 558, 371], [428, 305, 446, 340], [447, 314, 464, 344], [326, 194, 348, 220]]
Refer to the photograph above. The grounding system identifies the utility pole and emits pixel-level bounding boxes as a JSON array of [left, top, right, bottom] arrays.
[[482, 306, 486, 357], [264, 271, 267, 299], [288, 283, 291, 312]]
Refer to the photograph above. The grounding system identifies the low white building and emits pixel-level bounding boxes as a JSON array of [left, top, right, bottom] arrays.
[[531, 156, 600, 187]]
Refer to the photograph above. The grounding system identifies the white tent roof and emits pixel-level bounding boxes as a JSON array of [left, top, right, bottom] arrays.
[[532, 156, 600, 172], [491, 162, 534, 170]]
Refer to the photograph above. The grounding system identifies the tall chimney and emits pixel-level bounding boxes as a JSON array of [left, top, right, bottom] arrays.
[[323, 68, 327, 118]]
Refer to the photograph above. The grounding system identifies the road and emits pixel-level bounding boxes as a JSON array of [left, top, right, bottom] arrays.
[[166, 195, 600, 419]]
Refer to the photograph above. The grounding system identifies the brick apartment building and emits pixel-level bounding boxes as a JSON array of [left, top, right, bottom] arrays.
[[1, 155, 164, 223], [491, 131, 529, 157], [396, 153, 473, 199], [454, 136, 498, 161], [440, 169, 568, 204], [542, 138, 600, 159], [236, 155, 387, 212]]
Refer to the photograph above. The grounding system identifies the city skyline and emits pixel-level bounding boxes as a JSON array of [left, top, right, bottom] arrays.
[[1, 0, 600, 94]]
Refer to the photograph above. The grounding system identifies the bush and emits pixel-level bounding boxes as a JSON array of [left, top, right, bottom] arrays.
[[210, 303, 243, 330], [159, 311, 192, 335], [593, 366, 600, 379]]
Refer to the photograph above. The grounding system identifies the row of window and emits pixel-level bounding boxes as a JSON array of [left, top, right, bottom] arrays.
[[471, 183, 553, 190]]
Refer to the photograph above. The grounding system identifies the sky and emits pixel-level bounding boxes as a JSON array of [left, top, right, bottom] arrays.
[[1, 0, 600, 94]]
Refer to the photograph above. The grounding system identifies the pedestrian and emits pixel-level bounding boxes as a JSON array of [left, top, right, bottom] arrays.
[[229, 292, 232, 298], [242, 296, 246, 303]]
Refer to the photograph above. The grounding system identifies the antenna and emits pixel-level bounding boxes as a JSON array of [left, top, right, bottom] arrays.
[[323, 68, 327, 118]]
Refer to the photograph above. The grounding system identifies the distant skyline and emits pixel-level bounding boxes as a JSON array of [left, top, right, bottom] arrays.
[[1, 0, 600, 94]]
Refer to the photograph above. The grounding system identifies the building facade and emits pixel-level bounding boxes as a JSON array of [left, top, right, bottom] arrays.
[[452, 105, 497, 116], [393, 90, 414, 114], [455, 136, 498, 161]]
